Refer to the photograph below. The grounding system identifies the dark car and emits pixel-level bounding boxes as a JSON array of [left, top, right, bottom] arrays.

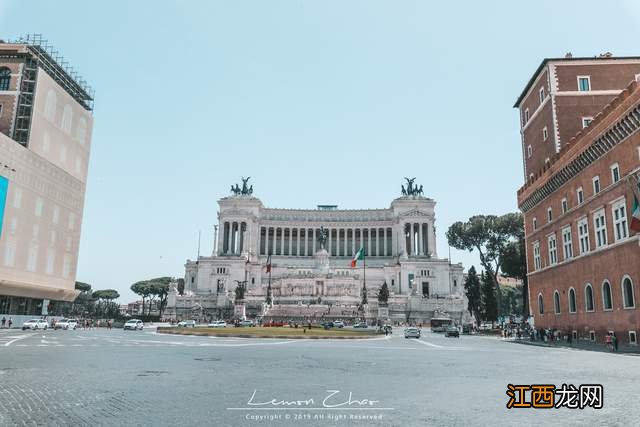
[[445, 326, 460, 338], [353, 322, 369, 329]]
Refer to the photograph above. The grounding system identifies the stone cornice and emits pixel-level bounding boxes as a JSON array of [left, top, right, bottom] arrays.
[[518, 82, 640, 213]]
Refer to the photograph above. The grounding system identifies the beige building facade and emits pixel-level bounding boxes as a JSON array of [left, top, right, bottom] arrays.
[[0, 36, 94, 320]]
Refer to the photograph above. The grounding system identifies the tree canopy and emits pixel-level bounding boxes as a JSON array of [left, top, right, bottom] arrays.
[[447, 213, 524, 313], [75, 281, 92, 292]]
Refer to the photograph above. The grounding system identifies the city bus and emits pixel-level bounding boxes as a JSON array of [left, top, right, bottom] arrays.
[[430, 317, 453, 333]]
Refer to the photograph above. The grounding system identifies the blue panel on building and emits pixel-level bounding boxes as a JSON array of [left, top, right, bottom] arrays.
[[0, 176, 8, 239]]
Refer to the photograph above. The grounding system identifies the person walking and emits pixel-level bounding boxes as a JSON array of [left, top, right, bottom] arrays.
[[612, 333, 618, 352], [605, 333, 613, 351], [7, 318, 12, 329]]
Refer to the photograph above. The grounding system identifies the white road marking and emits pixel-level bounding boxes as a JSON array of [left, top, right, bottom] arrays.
[[3, 334, 32, 347], [414, 339, 443, 349]]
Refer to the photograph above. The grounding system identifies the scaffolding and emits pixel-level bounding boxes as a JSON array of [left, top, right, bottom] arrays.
[[10, 34, 95, 111]]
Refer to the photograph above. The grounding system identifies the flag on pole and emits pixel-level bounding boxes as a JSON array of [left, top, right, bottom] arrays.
[[630, 175, 640, 233], [265, 254, 272, 273], [350, 247, 365, 268]]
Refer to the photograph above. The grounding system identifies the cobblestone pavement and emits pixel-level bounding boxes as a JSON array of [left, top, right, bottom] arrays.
[[0, 328, 638, 426]]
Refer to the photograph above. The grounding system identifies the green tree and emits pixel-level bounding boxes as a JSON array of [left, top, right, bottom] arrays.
[[480, 272, 498, 322], [500, 285, 523, 316], [446, 213, 523, 314], [500, 230, 528, 316], [131, 281, 153, 315], [75, 281, 92, 292], [92, 289, 120, 318], [147, 277, 172, 318], [463, 266, 482, 325], [377, 282, 389, 305]]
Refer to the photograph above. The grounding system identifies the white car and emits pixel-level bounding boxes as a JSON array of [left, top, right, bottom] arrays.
[[404, 327, 421, 339], [208, 320, 227, 328], [177, 320, 196, 328], [22, 319, 49, 330], [54, 319, 78, 330], [333, 321, 345, 328], [124, 319, 144, 330]]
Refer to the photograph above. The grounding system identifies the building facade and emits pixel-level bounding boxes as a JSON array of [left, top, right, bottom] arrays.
[[516, 55, 640, 346], [167, 179, 467, 324], [0, 35, 94, 322]]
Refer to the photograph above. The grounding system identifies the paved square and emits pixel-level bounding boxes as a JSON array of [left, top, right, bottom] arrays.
[[0, 328, 638, 426]]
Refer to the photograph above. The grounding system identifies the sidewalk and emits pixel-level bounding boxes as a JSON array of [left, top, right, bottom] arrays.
[[507, 337, 640, 355]]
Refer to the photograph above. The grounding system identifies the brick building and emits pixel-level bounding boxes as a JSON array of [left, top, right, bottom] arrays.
[[516, 55, 640, 346]]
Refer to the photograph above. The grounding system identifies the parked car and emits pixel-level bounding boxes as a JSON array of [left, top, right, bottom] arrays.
[[55, 319, 78, 330], [404, 327, 421, 339], [22, 319, 48, 330], [124, 319, 144, 330], [321, 322, 333, 330], [333, 321, 345, 328], [177, 320, 196, 328], [445, 326, 460, 338], [353, 322, 369, 329], [208, 320, 227, 328], [239, 320, 254, 327]]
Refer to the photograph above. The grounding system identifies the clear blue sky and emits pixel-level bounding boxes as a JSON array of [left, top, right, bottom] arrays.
[[2, 1, 639, 302]]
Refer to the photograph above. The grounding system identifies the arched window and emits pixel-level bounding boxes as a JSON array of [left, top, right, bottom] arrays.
[[568, 288, 576, 313], [44, 90, 57, 122], [538, 294, 544, 315], [0, 67, 10, 91], [77, 117, 87, 145], [553, 291, 561, 314], [61, 105, 73, 133], [585, 283, 595, 312], [622, 276, 635, 309], [602, 281, 613, 310]]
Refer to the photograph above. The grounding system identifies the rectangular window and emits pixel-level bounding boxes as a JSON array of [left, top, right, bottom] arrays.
[[547, 207, 553, 223], [578, 76, 591, 91], [548, 235, 558, 265], [561, 198, 568, 214], [527, 145, 532, 158], [524, 109, 529, 125], [611, 163, 620, 183], [13, 187, 22, 209], [562, 226, 573, 260], [533, 241, 541, 270], [594, 209, 607, 248], [52, 205, 60, 224], [593, 176, 600, 195], [543, 127, 548, 141], [26, 243, 38, 272], [539, 87, 545, 103], [612, 199, 628, 241], [582, 117, 593, 128], [578, 218, 590, 254], [577, 187, 584, 205], [35, 197, 44, 217], [532, 217, 537, 231], [630, 331, 638, 346], [3, 241, 16, 267]]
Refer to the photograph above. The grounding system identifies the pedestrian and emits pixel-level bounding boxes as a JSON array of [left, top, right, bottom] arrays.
[[613, 333, 618, 352], [1, 316, 5, 328], [605, 333, 612, 351], [8, 318, 12, 329]]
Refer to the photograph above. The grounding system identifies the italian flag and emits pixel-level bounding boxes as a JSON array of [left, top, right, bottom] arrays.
[[631, 191, 640, 233], [351, 247, 365, 268]]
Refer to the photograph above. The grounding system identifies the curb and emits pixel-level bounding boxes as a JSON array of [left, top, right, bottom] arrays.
[[156, 328, 381, 340]]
